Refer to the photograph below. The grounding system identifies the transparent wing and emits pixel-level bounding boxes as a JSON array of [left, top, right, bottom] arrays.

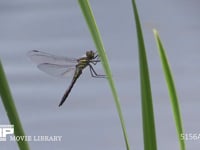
[[28, 50, 77, 78], [27, 50, 77, 65], [38, 63, 76, 78]]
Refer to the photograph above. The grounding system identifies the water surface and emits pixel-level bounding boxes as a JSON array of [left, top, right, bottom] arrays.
[[0, 0, 200, 149]]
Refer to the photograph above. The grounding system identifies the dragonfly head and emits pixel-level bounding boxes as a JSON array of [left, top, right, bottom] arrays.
[[86, 50, 95, 59]]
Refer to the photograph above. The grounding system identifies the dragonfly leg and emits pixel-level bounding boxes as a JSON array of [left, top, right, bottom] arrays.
[[90, 59, 100, 65], [91, 53, 101, 65], [89, 64, 106, 78], [94, 52, 99, 59]]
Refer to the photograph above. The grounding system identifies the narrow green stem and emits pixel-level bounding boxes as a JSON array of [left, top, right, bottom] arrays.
[[78, 0, 130, 149], [0, 60, 30, 150]]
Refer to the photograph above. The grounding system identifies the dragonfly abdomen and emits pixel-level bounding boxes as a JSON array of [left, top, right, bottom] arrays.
[[59, 70, 82, 107]]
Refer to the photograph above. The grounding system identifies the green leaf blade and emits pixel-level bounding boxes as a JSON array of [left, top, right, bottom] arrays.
[[131, 1, 157, 150], [153, 29, 186, 150]]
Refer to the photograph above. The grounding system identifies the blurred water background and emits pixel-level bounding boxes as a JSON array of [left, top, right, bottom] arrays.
[[0, 0, 200, 149]]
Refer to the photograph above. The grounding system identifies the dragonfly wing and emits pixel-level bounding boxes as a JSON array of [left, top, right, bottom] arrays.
[[38, 63, 76, 78], [28, 50, 78, 78], [27, 50, 77, 65]]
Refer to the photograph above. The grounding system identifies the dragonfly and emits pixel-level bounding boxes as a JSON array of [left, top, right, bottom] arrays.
[[28, 50, 105, 107]]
